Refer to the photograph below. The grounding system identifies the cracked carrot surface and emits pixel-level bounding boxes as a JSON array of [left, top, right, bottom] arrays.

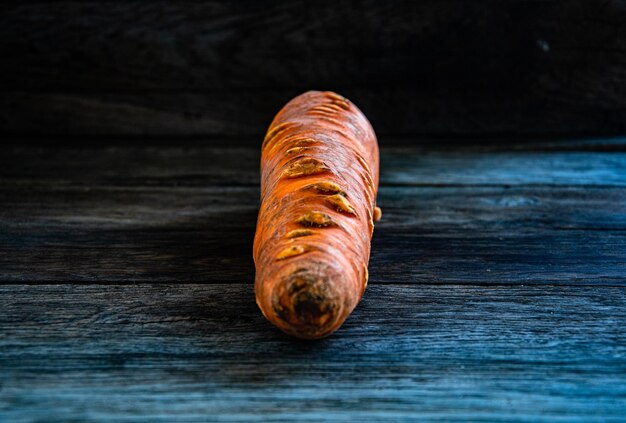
[[253, 91, 380, 339]]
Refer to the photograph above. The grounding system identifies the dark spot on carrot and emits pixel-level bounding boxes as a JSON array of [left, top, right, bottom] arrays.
[[273, 270, 338, 335], [294, 291, 333, 326]]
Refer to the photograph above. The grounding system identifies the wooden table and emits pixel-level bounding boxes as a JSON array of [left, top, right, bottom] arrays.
[[1, 138, 625, 422]]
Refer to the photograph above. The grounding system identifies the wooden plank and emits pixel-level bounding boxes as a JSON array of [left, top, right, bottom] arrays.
[[1, 1, 626, 136], [1, 284, 625, 422], [3, 89, 625, 138], [1, 182, 624, 284], [4, 1, 624, 92], [3, 144, 626, 187], [0, 92, 276, 138]]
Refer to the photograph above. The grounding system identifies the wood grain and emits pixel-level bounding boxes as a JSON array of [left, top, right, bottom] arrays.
[[1, 1, 626, 136], [3, 143, 626, 187], [1, 284, 625, 422], [1, 138, 625, 421], [1, 144, 625, 284]]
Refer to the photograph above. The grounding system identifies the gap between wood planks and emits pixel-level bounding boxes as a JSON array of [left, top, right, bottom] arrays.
[[1, 282, 626, 288], [1, 142, 624, 286]]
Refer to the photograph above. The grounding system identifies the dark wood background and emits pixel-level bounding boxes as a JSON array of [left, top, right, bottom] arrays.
[[1, 0, 626, 139]]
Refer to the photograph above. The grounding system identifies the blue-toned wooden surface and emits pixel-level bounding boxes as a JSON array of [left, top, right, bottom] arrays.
[[2, 284, 626, 422], [1, 138, 626, 422]]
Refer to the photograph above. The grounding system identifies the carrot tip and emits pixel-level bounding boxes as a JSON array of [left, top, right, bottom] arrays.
[[269, 267, 344, 339]]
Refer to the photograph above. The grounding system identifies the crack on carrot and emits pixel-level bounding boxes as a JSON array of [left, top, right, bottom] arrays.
[[330, 99, 350, 110], [297, 211, 336, 228], [325, 91, 348, 101], [263, 121, 297, 148], [286, 146, 311, 156], [312, 104, 343, 114], [293, 138, 318, 146], [285, 229, 315, 239], [310, 105, 336, 113], [355, 154, 371, 173], [316, 116, 343, 126], [282, 158, 330, 178], [276, 245, 310, 260], [307, 110, 337, 120], [266, 135, 315, 157], [308, 181, 346, 196], [326, 194, 357, 215]]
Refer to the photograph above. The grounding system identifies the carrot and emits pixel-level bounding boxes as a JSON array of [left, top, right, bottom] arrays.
[[253, 91, 380, 339]]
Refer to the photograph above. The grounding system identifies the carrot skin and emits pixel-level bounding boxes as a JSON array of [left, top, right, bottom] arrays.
[[253, 91, 380, 339]]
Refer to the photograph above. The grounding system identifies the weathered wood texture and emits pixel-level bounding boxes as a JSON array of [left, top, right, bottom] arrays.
[[1, 284, 625, 422], [1, 141, 625, 284], [4, 140, 626, 187], [1, 1, 626, 137], [2, 138, 626, 421]]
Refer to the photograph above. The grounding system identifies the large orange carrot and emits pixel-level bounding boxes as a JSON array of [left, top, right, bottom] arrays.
[[253, 91, 380, 339]]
